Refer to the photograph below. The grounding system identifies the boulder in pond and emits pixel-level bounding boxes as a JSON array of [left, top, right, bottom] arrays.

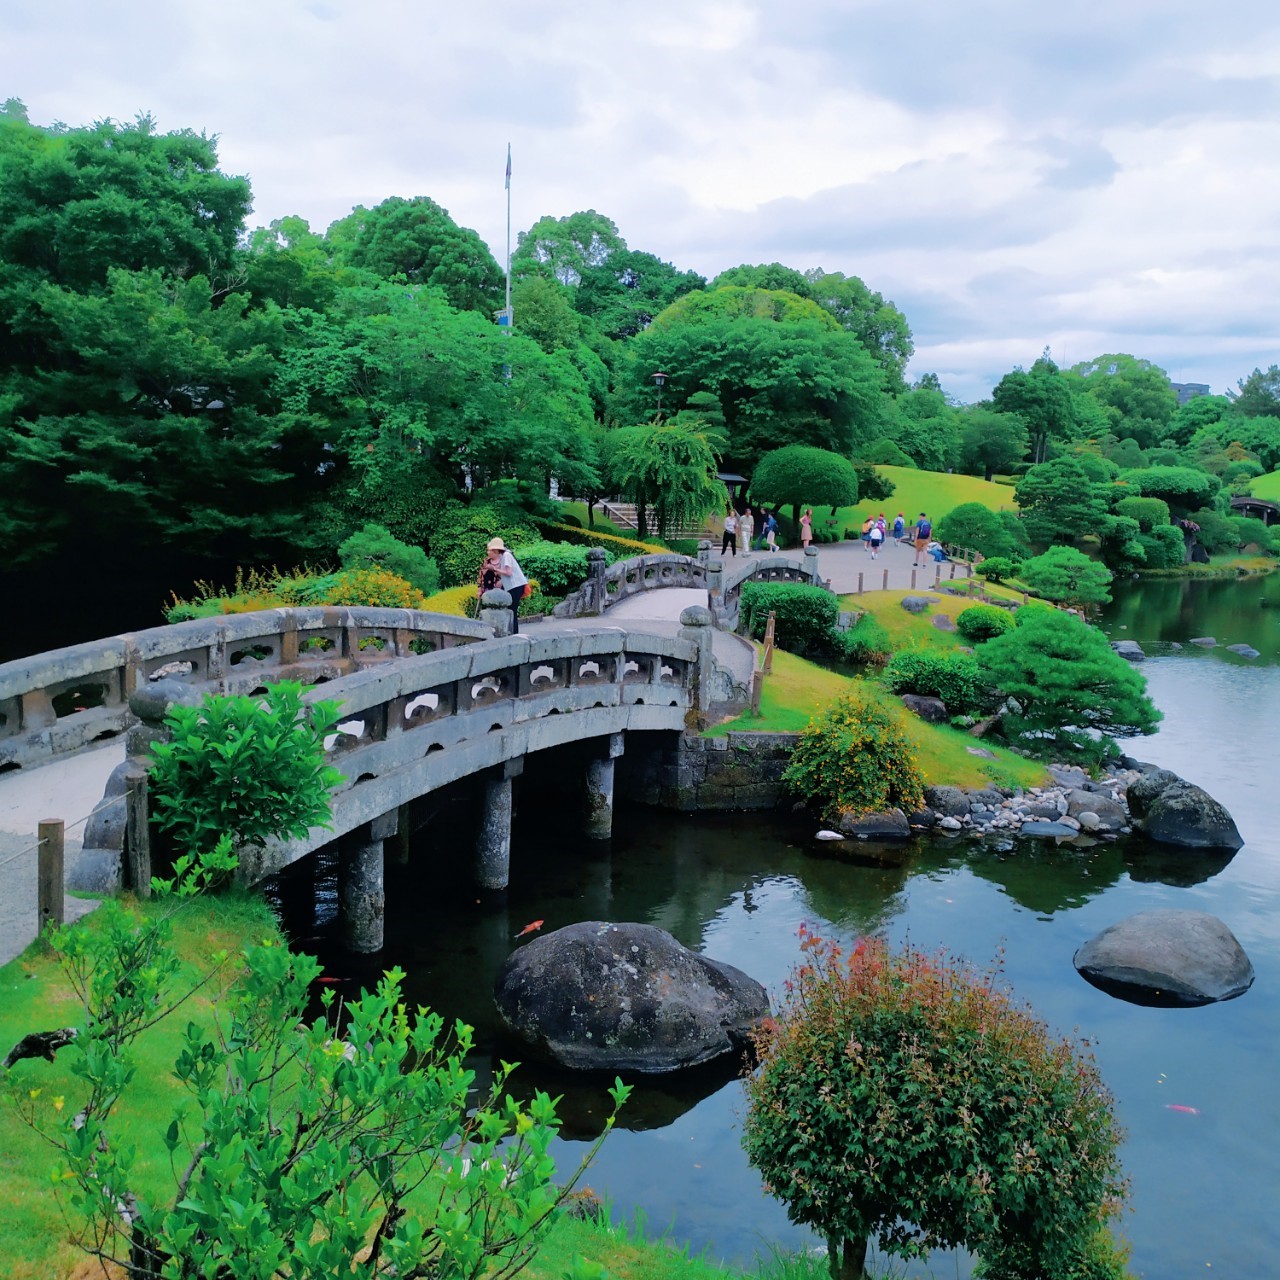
[[923, 785, 971, 817], [1124, 767, 1181, 821], [494, 921, 768, 1073], [1141, 779, 1244, 851], [837, 808, 912, 840], [1074, 909, 1254, 1006], [1065, 787, 1128, 833], [1226, 644, 1260, 659], [1110, 640, 1146, 662]]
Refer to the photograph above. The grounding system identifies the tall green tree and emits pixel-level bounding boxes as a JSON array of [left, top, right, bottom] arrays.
[[881, 384, 959, 472], [1228, 365, 1280, 418], [621, 311, 885, 473], [1017, 546, 1114, 609], [804, 269, 914, 392], [326, 195, 504, 313], [1067, 353, 1177, 448], [957, 406, 1029, 480], [992, 353, 1077, 464], [606, 420, 723, 540], [576, 247, 705, 339], [512, 209, 625, 288]]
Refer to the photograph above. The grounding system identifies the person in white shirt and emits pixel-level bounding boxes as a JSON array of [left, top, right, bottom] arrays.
[[721, 511, 738, 556], [485, 537, 528, 632]]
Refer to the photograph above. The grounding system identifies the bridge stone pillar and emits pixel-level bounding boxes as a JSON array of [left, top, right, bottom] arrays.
[[339, 811, 396, 953], [476, 758, 523, 890], [584, 547, 608, 615], [678, 605, 716, 714], [803, 544, 821, 585], [705, 561, 724, 624], [585, 732, 625, 839], [479, 588, 514, 637], [697, 539, 712, 568]]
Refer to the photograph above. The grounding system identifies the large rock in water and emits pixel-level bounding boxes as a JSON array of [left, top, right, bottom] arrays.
[[1074, 910, 1255, 1006], [494, 922, 768, 1073], [1140, 779, 1243, 850]]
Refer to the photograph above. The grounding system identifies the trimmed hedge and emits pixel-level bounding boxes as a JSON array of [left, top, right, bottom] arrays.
[[884, 649, 992, 716], [740, 582, 839, 653], [509, 541, 615, 596], [955, 604, 1016, 643], [535, 519, 666, 557]]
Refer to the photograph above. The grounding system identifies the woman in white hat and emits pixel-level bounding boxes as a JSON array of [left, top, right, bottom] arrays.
[[482, 537, 529, 632]]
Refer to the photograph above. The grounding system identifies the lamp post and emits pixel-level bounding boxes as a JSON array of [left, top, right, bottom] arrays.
[[651, 369, 670, 418]]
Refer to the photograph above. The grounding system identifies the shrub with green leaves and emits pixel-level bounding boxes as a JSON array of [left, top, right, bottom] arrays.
[[834, 614, 891, 666], [884, 649, 992, 716], [13, 844, 630, 1280], [509, 540, 614, 597], [955, 603, 1015, 643], [1112, 495, 1170, 532], [149, 682, 344, 858], [974, 555, 1018, 582], [433, 503, 539, 588], [782, 688, 924, 818], [1136, 523, 1186, 569], [740, 582, 839, 653], [338, 522, 440, 595], [1231, 515, 1276, 552], [936, 503, 1020, 559], [743, 932, 1128, 1280]]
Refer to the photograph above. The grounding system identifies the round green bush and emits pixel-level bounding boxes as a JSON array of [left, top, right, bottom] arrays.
[[739, 582, 839, 653], [884, 649, 992, 716], [509, 541, 614, 597], [955, 603, 1015, 643], [974, 556, 1017, 582]]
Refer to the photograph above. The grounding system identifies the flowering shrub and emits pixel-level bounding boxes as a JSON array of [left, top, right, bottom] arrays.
[[317, 567, 429, 609], [743, 932, 1128, 1280], [420, 584, 478, 617], [782, 688, 924, 818]]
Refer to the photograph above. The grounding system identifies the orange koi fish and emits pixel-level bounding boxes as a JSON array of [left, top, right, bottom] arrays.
[[1166, 1104, 1200, 1115], [514, 920, 545, 939]]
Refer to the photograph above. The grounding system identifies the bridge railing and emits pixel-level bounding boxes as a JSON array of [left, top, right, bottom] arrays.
[[0, 607, 492, 771], [551, 549, 710, 618], [713, 548, 825, 628], [184, 627, 699, 882]]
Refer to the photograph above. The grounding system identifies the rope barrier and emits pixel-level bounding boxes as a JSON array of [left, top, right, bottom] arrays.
[[0, 789, 132, 873]]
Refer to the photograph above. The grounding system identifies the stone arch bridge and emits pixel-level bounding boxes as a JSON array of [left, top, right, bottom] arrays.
[[0, 550, 824, 955]]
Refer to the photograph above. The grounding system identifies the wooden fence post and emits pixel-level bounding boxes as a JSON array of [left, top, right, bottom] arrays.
[[762, 612, 776, 674], [37, 819, 64, 937], [857, 572, 864, 595], [125, 767, 152, 900], [882, 569, 889, 591], [911, 569, 917, 589], [750, 669, 764, 715]]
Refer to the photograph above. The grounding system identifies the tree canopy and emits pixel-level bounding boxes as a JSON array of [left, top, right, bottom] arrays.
[[749, 444, 860, 527]]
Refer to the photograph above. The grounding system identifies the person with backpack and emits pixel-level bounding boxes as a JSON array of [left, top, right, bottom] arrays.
[[862, 515, 875, 553], [913, 512, 932, 567], [869, 517, 885, 560], [893, 511, 905, 540]]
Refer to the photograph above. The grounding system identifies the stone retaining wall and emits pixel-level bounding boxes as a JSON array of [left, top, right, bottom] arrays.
[[619, 730, 799, 811]]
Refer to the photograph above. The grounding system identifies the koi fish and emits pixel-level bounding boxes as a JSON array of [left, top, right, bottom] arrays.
[[514, 920, 545, 939], [315, 976, 349, 985], [1166, 1104, 1200, 1115]]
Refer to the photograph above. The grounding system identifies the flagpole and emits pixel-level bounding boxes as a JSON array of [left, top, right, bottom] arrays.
[[504, 142, 512, 327]]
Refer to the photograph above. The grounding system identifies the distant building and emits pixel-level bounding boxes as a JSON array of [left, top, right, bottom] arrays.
[[1170, 381, 1210, 405]]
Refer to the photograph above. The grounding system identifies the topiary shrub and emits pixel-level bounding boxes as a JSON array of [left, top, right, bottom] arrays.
[[782, 688, 924, 819], [884, 649, 992, 716], [338, 523, 440, 595], [936, 503, 1019, 559], [956, 603, 1015, 643], [1230, 515, 1276, 553], [1136, 523, 1186, 569], [743, 932, 1128, 1280], [834, 614, 891, 666], [1113, 495, 1170, 533], [974, 556, 1018, 583], [739, 582, 839, 653]]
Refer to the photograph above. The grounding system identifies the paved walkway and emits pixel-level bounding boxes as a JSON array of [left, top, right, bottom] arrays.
[[718, 536, 972, 595]]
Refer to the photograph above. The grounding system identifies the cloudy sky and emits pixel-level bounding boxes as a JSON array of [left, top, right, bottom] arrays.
[[6, 0, 1280, 402]]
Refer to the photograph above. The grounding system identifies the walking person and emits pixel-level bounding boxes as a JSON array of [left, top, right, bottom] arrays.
[[869, 517, 885, 560], [485, 537, 528, 633], [764, 511, 778, 552], [740, 507, 755, 555], [912, 512, 932, 567], [892, 511, 905, 541], [862, 514, 875, 553], [721, 509, 738, 557], [800, 508, 813, 549]]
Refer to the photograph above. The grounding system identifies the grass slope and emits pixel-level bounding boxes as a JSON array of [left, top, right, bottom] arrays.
[[708, 641, 1047, 793], [824, 466, 1016, 535], [1248, 469, 1280, 503]]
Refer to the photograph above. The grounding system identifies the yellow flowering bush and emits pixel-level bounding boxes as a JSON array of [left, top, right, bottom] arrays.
[[782, 686, 925, 818], [318, 567, 429, 609], [421, 584, 478, 617]]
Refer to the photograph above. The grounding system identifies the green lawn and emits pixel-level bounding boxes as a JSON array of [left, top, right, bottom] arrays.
[[820, 466, 1016, 537], [1249, 469, 1280, 502], [707, 643, 1048, 793]]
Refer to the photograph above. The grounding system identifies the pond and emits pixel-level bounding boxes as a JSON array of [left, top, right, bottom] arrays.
[[268, 573, 1280, 1279]]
